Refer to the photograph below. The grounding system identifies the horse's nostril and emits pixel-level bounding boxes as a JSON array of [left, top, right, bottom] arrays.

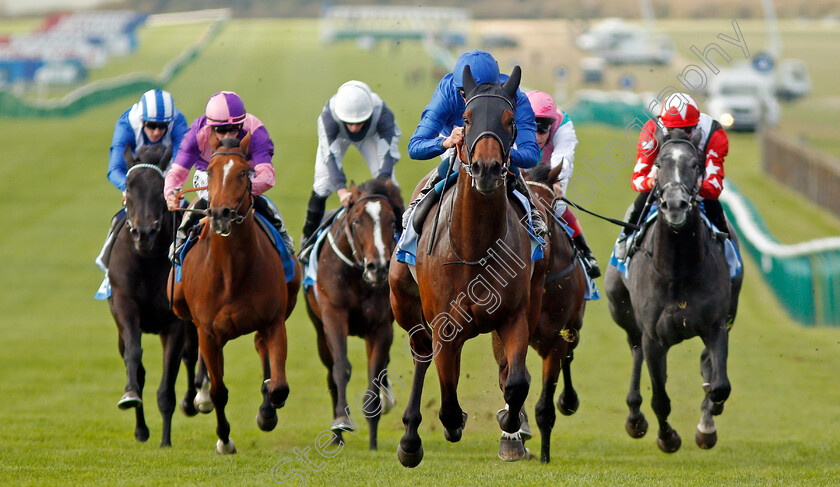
[[365, 262, 376, 271], [221, 208, 232, 220], [129, 227, 139, 236], [678, 200, 689, 211]]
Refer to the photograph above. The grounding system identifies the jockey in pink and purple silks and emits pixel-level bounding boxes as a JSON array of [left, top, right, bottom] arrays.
[[163, 91, 294, 260]]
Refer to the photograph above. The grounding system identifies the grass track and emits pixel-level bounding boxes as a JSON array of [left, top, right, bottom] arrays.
[[1, 18, 840, 486]]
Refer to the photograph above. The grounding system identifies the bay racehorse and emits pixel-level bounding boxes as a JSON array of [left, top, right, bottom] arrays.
[[106, 144, 198, 447], [389, 65, 547, 466], [494, 163, 587, 463], [168, 133, 301, 453], [304, 178, 404, 450], [605, 127, 743, 452]]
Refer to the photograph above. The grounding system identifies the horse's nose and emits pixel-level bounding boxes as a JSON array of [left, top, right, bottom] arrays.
[[472, 160, 502, 179], [211, 208, 233, 221]]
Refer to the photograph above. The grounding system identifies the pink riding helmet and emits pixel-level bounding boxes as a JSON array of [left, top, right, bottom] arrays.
[[205, 91, 246, 126], [526, 90, 562, 123]]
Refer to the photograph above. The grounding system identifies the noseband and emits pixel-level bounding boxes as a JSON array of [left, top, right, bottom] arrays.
[[460, 92, 516, 179], [327, 194, 392, 269], [124, 163, 165, 233], [210, 150, 255, 232]]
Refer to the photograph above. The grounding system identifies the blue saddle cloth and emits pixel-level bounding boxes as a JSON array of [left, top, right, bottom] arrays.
[[609, 206, 743, 280], [302, 208, 345, 295], [173, 214, 296, 284], [396, 186, 545, 266]]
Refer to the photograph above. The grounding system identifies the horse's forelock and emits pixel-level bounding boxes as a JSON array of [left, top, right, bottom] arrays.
[[136, 144, 166, 167], [219, 137, 241, 149], [357, 179, 403, 213]]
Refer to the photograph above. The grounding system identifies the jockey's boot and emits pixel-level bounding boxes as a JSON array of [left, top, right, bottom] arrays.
[[171, 199, 208, 265], [254, 195, 295, 256], [573, 234, 601, 279], [95, 208, 127, 271], [402, 170, 444, 232], [299, 192, 327, 263], [512, 171, 548, 239]]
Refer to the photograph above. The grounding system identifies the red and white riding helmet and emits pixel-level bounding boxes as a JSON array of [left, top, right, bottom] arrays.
[[659, 93, 700, 128], [205, 91, 246, 126]]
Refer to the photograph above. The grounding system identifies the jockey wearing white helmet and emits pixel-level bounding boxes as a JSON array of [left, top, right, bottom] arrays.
[[300, 80, 402, 256]]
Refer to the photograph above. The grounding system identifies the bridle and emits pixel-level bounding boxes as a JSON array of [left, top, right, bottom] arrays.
[[460, 91, 516, 181], [209, 150, 255, 234], [653, 138, 704, 204], [124, 163, 165, 234], [327, 193, 393, 269]]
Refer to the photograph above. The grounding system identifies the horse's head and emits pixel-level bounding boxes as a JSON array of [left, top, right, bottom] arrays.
[[123, 144, 171, 254], [206, 133, 253, 236], [459, 64, 520, 194], [654, 128, 704, 228], [344, 179, 400, 286], [524, 163, 563, 211]]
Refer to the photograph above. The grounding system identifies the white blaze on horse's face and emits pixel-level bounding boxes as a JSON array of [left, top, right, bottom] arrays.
[[222, 160, 235, 188], [365, 201, 388, 267]]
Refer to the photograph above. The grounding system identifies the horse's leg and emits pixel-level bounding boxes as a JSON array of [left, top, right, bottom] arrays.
[[491, 332, 531, 446], [254, 331, 278, 432], [557, 349, 580, 416], [264, 318, 291, 410], [642, 334, 680, 453], [624, 331, 648, 439], [179, 321, 199, 417], [496, 314, 531, 462], [434, 338, 468, 443], [115, 330, 149, 442], [197, 330, 235, 454], [113, 301, 150, 442], [364, 325, 394, 451], [309, 304, 342, 444], [535, 349, 562, 464], [157, 322, 184, 447], [696, 323, 730, 449], [321, 308, 353, 433], [194, 354, 213, 414]]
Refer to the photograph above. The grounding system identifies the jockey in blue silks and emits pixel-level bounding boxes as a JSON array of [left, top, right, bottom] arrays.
[[404, 49, 547, 237], [96, 89, 189, 271]]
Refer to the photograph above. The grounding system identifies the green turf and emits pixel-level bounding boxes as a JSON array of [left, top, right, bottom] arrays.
[[1, 18, 840, 486]]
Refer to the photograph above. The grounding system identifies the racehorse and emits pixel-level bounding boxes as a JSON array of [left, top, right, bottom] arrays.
[[168, 133, 301, 453], [106, 144, 198, 447], [304, 178, 404, 450], [494, 163, 587, 464], [605, 128, 743, 453], [389, 65, 547, 466]]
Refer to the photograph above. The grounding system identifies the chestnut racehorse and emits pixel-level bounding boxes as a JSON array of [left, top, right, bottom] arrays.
[[389, 65, 547, 466], [304, 178, 404, 450], [168, 133, 301, 454]]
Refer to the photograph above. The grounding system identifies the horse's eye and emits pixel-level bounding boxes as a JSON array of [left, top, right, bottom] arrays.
[[241, 170, 248, 178], [463, 118, 470, 126], [352, 218, 360, 225]]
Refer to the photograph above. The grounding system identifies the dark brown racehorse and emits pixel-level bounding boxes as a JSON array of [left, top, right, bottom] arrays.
[[500, 163, 587, 463], [389, 65, 547, 466], [304, 178, 404, 450], [107, 144, 198, 447], [168, 133, 301, 453]]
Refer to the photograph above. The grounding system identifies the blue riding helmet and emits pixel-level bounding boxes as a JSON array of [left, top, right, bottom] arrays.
[[139, 89, 176, 123], [453, 50, 500, 88]]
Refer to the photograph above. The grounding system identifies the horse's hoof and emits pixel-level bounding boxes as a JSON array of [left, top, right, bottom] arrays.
[[216, 438, 237, 454], [134, 426, 150, 443], [557, 391, 579, 416], [625, 416, 648, 439], [498, 432, 525, 462], [657, 429, 682, 453], [444, 411, 468, 443], [118, 391, 142, 410], [330, 416, 356, 433], [396, 443, 424, 468], [695, 428, 718, 449], [180, 396, 199, 417], [257, 411, 278, 432]]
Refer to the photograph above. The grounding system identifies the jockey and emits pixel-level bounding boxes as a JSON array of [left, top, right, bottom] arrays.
[[164, 91, 294, 261], [527, 90, 600, 279], [405, 49, 547, 238], [300, 80, 403, 257], [96, 89, 188, 271], [617, 92, 729, 258]]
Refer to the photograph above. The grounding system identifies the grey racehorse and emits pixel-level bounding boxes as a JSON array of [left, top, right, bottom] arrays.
[[605, 127, 743, 453]]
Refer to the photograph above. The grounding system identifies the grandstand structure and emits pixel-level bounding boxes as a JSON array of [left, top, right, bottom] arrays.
[[320, 5, 470, 44]]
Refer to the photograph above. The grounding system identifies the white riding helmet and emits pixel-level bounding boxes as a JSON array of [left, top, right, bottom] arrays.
[[334, 80, 374, 124]]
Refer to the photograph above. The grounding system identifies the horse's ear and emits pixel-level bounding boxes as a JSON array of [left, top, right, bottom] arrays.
[[160, 145, 172, 169], [461, 65, 477, 96], [123, 145, 135, 169], [502, 65, 521, 99], [349, 181, 360, 197], [548, 163, 563, 186], [240, 132, 252, 154], [690, 127, 702, 148]]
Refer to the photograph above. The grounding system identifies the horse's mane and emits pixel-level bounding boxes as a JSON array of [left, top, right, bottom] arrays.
[[358, 178, 404, 209], [525, 163, 551, 183]]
